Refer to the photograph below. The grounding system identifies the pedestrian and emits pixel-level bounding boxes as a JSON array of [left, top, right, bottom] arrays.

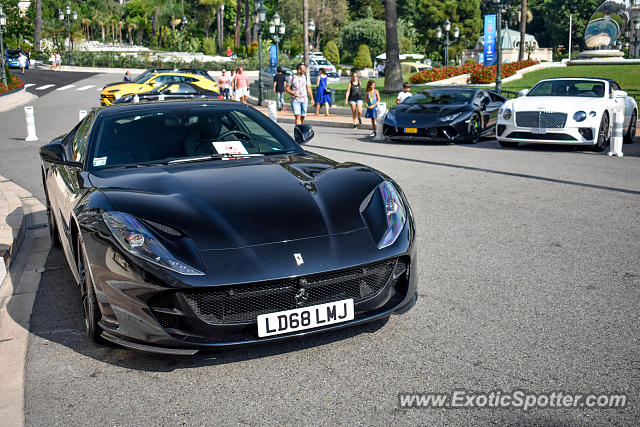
[[123, 71, 132, 82], [55, 51, 62, 71], [48, 52, 56, 71], [396, 81, 412, 104], [233, 67, 249, 103], [273, 66, 287, 111], [285, 63, 314, 125], [376, 61, 385, 78], [345, 70, 363, 129], [364, 80, 380, 137], [219, 69, 230, 99], [18, 52, 27, 75], [226, 47, 232, 57], [314, 68, 332, 116], [229, 69, 236, 100]]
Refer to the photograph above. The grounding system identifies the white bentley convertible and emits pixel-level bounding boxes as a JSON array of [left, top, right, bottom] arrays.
[[496, 78, 637, 150]]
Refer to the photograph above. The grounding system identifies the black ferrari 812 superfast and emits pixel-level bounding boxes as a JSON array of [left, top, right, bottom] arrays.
[[383, 88, 506, 143], [40, 100, 417, 354]]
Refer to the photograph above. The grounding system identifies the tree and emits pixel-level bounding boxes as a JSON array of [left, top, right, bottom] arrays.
[[323, 40, 340, 65], [347, 0, 384, 20], [244, 0, 250, 50], [384, 0, 403, 93], [342, 17, 385, 60], [234, 0, 241, 47], [34, 0, 42, 51], [353, 44, 372, 69], [518, 0, 526, 61], [533, 0, 599, 50]]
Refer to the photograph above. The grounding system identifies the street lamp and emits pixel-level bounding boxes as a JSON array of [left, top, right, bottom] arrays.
[[59, 5, 77, 65], [492, 0, 503, 91], [0, 6, 7, 87], [218, 4, 224, 55], [435, 19, 459, 66], [308, 18, 315, 49], [632, 18, 640, 59], [253, 0, 267, 106], [269, 12, 286, 67]]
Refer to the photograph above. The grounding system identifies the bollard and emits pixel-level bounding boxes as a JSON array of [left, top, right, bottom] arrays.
[[133, 94, 139, 103], [373, 102, 387, 141], [158, 94, 165, 101], [78, 110, 87, 121], [608, 110, 624, 157], [24, 106, 38, 141], [267, 101, 277, 123]]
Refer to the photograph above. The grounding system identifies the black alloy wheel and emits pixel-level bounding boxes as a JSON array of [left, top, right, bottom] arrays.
[[462, 114, 481, 144], [77, 238, 104, 343], [623, 110, 636, 144], [595, 113, 610, 152]]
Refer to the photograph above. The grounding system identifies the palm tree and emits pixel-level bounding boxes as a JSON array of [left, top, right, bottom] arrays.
[[234, 0, 241, 47], [199, 0, 225, 50], [243, 0, 250, 51], [383, 0, 402, 93], [126, 18, 137, 46], [518, 0, 526, 61], [34, 0, 42, 51], [82, 18, 91, 40]]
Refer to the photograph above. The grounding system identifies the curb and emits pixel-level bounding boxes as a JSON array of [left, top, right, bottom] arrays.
[[0, 174, 49, 427], [0, 88, 38, 113], [0, 178, 26, 284]]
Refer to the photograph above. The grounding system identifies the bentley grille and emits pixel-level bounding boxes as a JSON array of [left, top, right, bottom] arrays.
[[516, 111, 567, 128]]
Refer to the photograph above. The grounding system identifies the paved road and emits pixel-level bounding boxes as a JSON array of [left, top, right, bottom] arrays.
[[11, 68, 100, 96], [0, 73, 638, 425]]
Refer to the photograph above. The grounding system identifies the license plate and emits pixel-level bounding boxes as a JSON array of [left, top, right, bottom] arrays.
[[404, 128, 418, 134], [531, 127, 547, 134], [257, 299, 354, 337]]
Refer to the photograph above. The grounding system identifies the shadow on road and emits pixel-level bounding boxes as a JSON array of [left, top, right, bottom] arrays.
[[25, 247, 389, 372]]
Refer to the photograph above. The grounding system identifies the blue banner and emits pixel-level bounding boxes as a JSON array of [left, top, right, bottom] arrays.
[[483, 15, 497, 66], [270, 44, 277, 67]]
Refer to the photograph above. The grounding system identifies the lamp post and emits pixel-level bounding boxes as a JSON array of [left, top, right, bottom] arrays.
[[253, 0, 266, 106], [492, 0, 503, 91], [308, 18, 315, 49], [632, 18, 640, 59], [268, 13, 286, 67], [0, 7, 7, 87], [435, 19, 459, 66], [59, 5, 77, 65], [218, 4, 225, 55]]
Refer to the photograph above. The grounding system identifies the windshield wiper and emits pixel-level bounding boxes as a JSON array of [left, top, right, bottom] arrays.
[[168, 153, 265, 164]]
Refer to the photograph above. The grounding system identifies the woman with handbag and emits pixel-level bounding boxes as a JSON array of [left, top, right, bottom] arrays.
[[314, 68, 332, 116]]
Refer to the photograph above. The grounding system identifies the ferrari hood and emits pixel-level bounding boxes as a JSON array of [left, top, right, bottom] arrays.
[[88, 153, 384, 251], [511, 96, 603, 112]]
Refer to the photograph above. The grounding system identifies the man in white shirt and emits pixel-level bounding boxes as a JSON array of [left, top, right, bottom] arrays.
[[396, 82, 412, 104], [18, 52, 28, 75]]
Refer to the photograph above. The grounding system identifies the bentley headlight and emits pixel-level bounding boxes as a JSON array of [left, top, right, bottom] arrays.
[[439, 112, 461, 122], [361, 181, 407, 249], [102, 212, 204, 275], [573, 111, 587, 122], [502, 108, 512, 120]]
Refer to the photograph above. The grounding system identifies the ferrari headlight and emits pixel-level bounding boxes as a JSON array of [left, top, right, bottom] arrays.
[[361, 181, 407, 249], [502, 108, 512, 120], [573, 111, 587, 122], [439, 112, 462, 122], [102, 212, 204, 275]]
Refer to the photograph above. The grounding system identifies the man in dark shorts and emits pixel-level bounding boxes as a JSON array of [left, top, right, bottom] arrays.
[[273, 67, 287, 111]]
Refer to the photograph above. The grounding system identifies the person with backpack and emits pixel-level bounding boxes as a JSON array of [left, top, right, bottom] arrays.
[[285, 63, 314, 125], [273, 67, 287, 111]]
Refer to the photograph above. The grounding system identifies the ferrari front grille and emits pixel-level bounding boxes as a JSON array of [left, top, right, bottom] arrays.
[[516, 111, 567, 128], [180, 258, 402, 325]]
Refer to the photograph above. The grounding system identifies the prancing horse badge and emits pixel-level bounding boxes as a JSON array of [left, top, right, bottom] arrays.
[[294, 253, 304, 266]]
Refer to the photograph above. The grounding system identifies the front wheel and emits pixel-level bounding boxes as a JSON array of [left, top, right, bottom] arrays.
[[461, 114, 481, 144], [78, 238, 104, 344], [594, 113, 610, 152], [623, 110, 637, 144]]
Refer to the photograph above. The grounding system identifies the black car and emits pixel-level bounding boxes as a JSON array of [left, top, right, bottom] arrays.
[[40, 100, 417, 354], [383, 88, 506, 143], [113, 82, 222, 104], [103, 68, 215, 89]]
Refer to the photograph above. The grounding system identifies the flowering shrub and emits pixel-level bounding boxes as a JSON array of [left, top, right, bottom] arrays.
[[0, 70, 24, 95], [409, 60, 539, 85]]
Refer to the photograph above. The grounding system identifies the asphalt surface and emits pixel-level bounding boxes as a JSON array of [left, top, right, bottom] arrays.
[[10, 68, 99, 96], [0, 72, 638, 425]]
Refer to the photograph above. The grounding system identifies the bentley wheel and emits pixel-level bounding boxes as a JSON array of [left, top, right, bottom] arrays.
[[46, 196, 62, 248], [462, 114, 481, 144], [594, 113, 610, 152], [499, 141, 519, 148], [78, 238, 104, 343], [624, 110, 636, 144]]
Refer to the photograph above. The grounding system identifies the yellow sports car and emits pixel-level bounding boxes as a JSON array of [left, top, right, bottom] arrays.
[[100, 72, 219, 106]]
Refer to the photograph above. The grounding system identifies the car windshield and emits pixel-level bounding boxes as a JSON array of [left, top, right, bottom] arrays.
[[528, 80, 606, 97], [6, 50, 21, 58], [135, 74, 156, 84], [89, 105, 301, 170], [405, 90, 476, 105], [314, 60, 331, 65]]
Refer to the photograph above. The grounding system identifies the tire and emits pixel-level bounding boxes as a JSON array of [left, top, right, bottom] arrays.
[[499, 141, 519, 148], [46, 195, 62, 248], [594, 113, 610, 152], [623, 110, 637, 144], [461, 114, 481, 144], [77, 238, 104, 344]]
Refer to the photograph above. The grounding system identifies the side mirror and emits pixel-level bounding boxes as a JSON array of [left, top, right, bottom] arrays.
[[518, 89, 530, 97], [613, 90, 627, 99], [294, 124, 314, 145], [39, 143, 83, 168]]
